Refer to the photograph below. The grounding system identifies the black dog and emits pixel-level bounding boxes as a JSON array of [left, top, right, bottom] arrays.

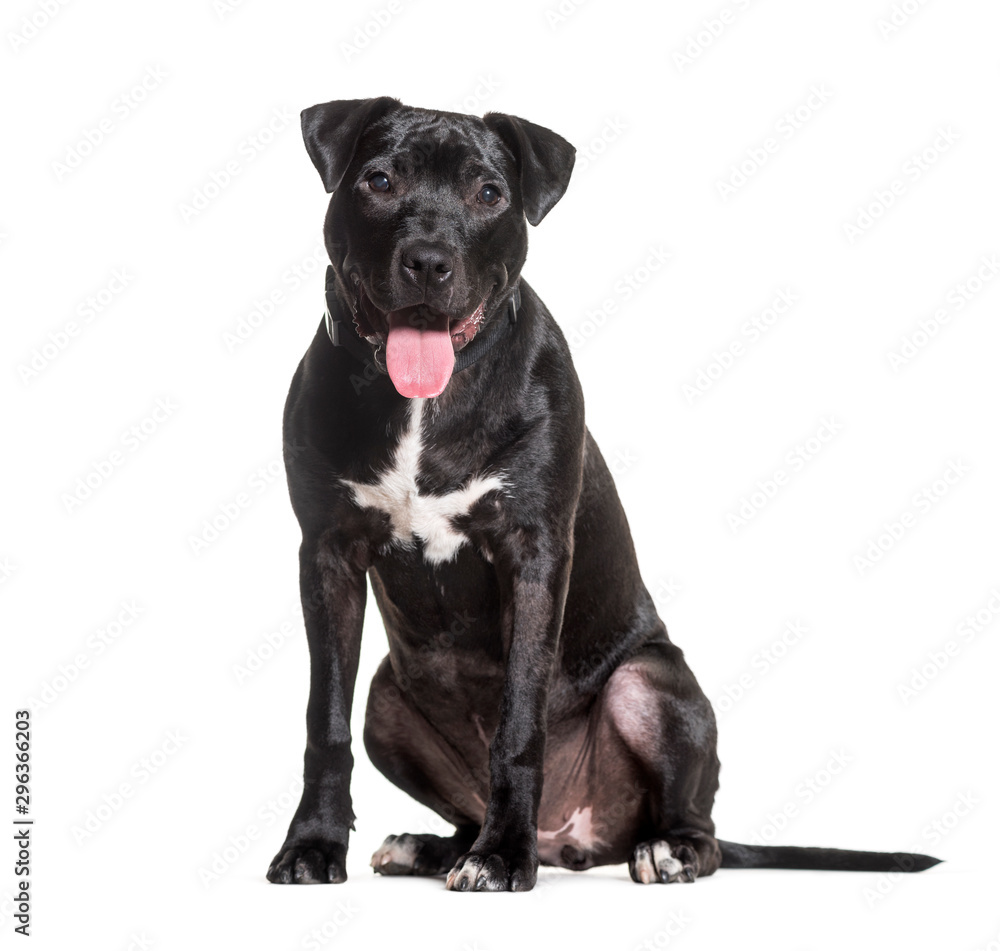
[[267, 97, 940, 890]]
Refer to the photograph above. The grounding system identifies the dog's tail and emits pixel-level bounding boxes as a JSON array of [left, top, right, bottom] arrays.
[[717, 840, 941, 873]]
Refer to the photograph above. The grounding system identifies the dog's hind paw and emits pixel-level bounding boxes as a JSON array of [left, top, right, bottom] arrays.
[[372, 832, 471, 876], [629, 838, 699, 884]]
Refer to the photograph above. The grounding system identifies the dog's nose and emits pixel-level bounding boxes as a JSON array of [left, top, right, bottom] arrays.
[[400, 244, 454, 286]]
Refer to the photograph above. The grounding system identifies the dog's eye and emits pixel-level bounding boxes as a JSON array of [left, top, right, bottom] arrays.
[[368, 173, 391, 193], [478, 184, 501, 206]]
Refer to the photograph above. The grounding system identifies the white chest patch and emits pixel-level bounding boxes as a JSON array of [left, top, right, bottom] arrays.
[[341, 399, 503, 564]]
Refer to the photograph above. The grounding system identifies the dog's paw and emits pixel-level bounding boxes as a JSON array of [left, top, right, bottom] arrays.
[[372, 834, 422, 875], [445, 847, 538, 892], [628, 838, 699, 884], [371, 832, 467, 876], [267, 842, 348, 884]]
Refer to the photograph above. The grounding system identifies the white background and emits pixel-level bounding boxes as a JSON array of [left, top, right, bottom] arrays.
[[2, 0, 999, 948]]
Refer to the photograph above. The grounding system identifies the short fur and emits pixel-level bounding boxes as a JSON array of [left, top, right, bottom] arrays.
[[266, 98, 940, 890]]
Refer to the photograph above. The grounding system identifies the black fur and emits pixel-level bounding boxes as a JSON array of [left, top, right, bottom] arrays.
[[266, 98, 940, 890]]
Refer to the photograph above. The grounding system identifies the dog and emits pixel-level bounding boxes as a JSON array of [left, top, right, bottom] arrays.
[[266, 97, 940, 890]]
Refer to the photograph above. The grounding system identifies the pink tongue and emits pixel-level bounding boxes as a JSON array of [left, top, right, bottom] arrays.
[[385, 311, 455, 398]]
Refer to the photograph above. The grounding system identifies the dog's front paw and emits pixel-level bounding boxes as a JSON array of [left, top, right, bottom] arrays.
[[267, 841, 348, 884], [445, 846, 538, 892], [628, 838, 699, 884]]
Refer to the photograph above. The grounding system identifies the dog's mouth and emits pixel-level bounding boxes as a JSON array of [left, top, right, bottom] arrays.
[[353, 285, 488, 399]]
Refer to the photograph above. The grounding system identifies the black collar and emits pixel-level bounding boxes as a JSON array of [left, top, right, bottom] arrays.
[[323, 265, 519, 374]]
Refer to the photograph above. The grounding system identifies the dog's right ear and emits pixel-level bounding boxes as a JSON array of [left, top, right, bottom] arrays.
[[300, 97, 401, 193]]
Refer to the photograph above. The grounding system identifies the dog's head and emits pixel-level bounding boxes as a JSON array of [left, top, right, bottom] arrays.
[[301, 97, 575, 398]]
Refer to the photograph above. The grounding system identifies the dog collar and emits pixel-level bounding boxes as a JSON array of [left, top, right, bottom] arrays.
[[323, 265, 519, 374]]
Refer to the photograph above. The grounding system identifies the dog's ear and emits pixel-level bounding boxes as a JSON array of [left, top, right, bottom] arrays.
[[300, 96, 401, 193], [483, 113, 575, 226]]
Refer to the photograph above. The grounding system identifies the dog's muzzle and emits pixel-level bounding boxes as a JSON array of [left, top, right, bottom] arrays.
[[324, 266, 520, 398]]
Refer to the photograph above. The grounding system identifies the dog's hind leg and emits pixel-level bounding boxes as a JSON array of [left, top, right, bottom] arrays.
[[363, 656, 486, 876], [599, 643, 724, 884]]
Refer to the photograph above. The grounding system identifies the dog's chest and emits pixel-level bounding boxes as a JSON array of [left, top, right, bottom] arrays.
[[341, 399, 502, 564]]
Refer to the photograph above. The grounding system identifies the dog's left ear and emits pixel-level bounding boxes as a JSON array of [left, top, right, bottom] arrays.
[[484, 113, 576, 226], [301, 96, 401, 193]]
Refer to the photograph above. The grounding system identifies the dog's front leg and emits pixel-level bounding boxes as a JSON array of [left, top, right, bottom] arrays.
[[267, 536, 367, 884], [445, 538, 573, 892]]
